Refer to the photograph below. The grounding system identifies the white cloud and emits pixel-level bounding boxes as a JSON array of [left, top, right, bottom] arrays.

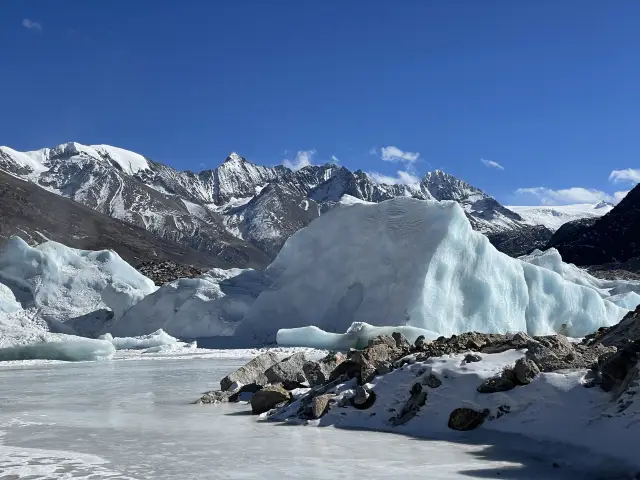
[[379, 146, 420, 164], [481, 158, 504, 170], [368, 170, 420, 186], [331, 155, 340, 164], [22, 18, 42, 32], [609, 168, 640, 184], [282, 150, 315, 171], [515, 187, 617, 205], [614, 190, 630, 203]]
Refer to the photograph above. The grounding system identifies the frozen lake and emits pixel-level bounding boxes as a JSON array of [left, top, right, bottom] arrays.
[[0, 353, 589, 479]]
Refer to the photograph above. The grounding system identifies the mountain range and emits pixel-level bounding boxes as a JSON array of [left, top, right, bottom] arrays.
[[0, 141, 614, 266]]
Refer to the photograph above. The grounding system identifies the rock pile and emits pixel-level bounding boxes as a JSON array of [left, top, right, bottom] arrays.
[[195, 312, 640, 432], [136, 261, 204, 285]]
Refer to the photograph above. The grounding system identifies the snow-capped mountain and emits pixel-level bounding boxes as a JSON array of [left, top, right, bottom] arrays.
[[507, 203, 614, 231], [0, 141, 564, 262], [546, 187, 638, 267]]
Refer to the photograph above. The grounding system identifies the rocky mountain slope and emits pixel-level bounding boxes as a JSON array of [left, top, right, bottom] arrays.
[[1, 142, 556, 262], [0, 170, 224, 269], [546, 184, 639, 267]]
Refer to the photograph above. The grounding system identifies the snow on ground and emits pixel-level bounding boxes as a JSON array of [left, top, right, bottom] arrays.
[[236, 198, 632, 345], [507, 203, 613, 231], [270, 350, 640, 476]]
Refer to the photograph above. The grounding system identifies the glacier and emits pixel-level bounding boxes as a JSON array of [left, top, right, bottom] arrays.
[[103, 268, 269, 338], [235, 198, 630, 345]]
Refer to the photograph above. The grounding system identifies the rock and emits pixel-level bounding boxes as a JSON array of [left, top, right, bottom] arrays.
[[329, 360, 362, 383], [311, 394, 335, 419], [477, 372, 516, 393], [464, 353, 482, 363], [304, 352, 346, 387], [421, 373, 442, 388], [448, 407, 488, 431], [195, 390, 231, 404], [598, 340, 640, 393], [265, 352, 307, 389], [392, 331, 411, 350], [228, 383, 263, 402], [585, 308, 640, 349], [348, 385, 377, 410], [525, 335, 580, 372], [391, 383, 428, 426], [220, 352, 279, 391], [347, 336, 407, 384], [510, 331, 534, 349], [513, 358, 540, 385], [414, 335, 427, 350], [250, 384, 291, 414]]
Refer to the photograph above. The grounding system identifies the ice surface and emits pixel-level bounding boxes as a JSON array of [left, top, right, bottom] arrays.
[[106, 268, 269, 338], [0, 237, 156, 321], [277, 322, 440, 350], [236, 198, 629, 344], [0, 355, 592, 479]]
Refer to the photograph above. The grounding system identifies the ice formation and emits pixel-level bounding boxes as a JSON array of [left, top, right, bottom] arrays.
[[99, 329, 183, 350], [234, 198, 630, 344], [276, 322, 439, 350], [105, 268, 269, 338], [0, 237, 156, 321], [0, 336, 116, 362]]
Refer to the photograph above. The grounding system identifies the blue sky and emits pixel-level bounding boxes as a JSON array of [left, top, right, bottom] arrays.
[[2, 1, 639, 205]]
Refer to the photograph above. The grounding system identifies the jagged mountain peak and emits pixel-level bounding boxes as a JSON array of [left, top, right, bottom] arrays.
[[594, 200, 614, 209], [223, 152, 247, 164]]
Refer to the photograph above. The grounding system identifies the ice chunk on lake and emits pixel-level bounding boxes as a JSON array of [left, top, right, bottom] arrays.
[[99, 329, 183, 350], [0, 336, 115, 362], [276, 322, 439, 350]]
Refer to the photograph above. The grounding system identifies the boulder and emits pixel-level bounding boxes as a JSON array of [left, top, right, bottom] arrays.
[[195, 390, 232, 404], [513, 357, 540, 385], [464, 354, 482, 363], [391, 383, 428, 426], [421, 373, 442, 388], [392, 331, 411, 350], [348, 385, 377, 410], [414, 335, 427, 350], [598, 340, 640, 393], [525, 335, 579, 372], [265, 352, 307, 389], [228, 383, 263, 402], [250, 384, 291, 414], [303, 352, 346, 387], [448, 407, 488, 431], [477, 371, 516, 393], [329, 360, 362, 383], [220, 352, 279, 391], [311, 394, 335, 419]]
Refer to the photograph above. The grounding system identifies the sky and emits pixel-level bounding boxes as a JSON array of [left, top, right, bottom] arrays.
[[1, 1, 639, 205]]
